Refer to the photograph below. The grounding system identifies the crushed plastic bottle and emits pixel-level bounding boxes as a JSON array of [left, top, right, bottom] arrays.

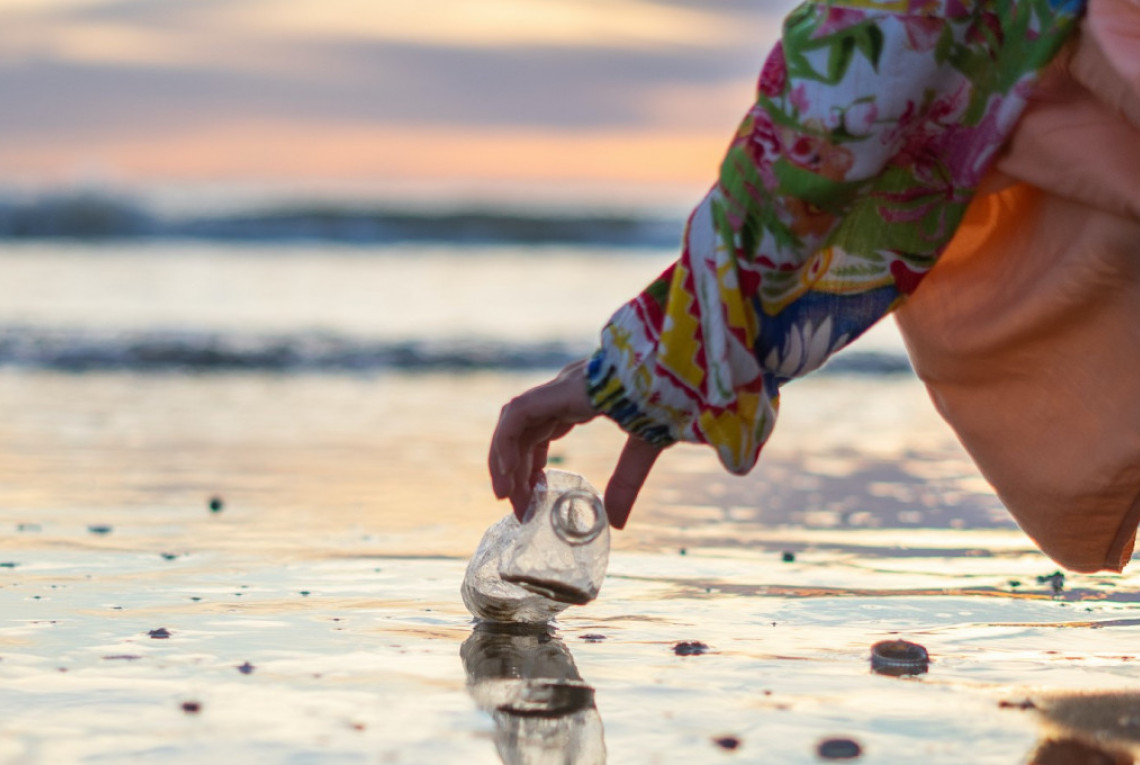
[[462, 469, 610, 623]]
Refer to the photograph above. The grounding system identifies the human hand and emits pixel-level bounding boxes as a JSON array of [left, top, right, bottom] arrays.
[[489, 358, 665, 529]]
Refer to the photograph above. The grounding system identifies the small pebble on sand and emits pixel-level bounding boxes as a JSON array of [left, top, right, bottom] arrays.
[[181, 701, 201, 715], [782, 551, 796, 562], [88, 525, 112, 535], [236, 662, 255, 675], [713, 736, 742, 750], [581, 634, 606, 643], [674, 641, 709, 656], [1037, 570, 1065, 595], [148, 628, 171, 639], [817, 738, 862, 759], [208, 496, 224, 513]]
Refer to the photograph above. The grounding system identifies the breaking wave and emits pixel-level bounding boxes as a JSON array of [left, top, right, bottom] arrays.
[[0, 193, 683, 248], [0, 327, 913, 375]]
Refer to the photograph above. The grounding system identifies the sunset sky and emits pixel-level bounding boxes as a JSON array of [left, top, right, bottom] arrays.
[[0, 0, 792, 203]]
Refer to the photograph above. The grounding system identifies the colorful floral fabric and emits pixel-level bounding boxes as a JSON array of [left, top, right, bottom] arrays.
[[587, 0, 1084, 473]]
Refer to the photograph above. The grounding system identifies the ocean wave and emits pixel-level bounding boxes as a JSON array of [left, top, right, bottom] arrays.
[[0, 193, 682, 248], [0, 327, 913, 375]]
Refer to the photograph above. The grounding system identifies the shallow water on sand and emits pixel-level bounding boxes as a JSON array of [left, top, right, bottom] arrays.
[[2, 370, 1139, 764]]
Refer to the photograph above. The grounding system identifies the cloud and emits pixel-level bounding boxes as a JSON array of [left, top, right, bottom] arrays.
[[0, 0, 793, 184], [0, 32, 777, 138], [4, 0, 784, 67], [198, 0, 759, 50]]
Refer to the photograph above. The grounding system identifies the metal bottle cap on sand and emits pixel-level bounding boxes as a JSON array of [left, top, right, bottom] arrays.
[[870, 640, 930, 676]]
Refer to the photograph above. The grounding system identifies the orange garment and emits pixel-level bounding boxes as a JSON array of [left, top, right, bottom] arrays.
[[896, 0, 1140, 572]]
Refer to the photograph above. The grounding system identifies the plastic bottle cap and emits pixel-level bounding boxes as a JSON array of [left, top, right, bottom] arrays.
[[550, 491, 607, 546]]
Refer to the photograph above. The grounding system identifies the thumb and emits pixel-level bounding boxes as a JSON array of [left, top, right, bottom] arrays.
[[605, 435, 664, 530]]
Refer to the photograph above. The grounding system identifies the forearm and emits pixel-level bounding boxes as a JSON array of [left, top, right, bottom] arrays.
[[587, 0, 1084, 473]]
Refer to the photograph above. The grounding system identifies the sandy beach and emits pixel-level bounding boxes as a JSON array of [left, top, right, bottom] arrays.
[[2, 365, 1139, 764], [0, 242, 1135, 764], [5, 0, 1135, 758]]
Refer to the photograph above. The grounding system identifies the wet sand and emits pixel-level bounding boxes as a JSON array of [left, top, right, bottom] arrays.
[[2, 370, 1139, 764]]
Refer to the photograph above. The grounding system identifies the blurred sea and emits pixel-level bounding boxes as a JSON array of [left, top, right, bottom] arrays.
[[0, 191, 911, 375]]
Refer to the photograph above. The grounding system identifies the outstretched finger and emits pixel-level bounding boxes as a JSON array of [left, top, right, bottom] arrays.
[[604, 435, 664, 529], [507, 420, 580, 519], [489, 360, 595, 506], [489, 403, 524, 501], [490, 393, 552, 501]]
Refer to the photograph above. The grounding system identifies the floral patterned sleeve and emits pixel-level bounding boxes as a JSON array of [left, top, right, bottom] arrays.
[[585, 0, 1084, 473]]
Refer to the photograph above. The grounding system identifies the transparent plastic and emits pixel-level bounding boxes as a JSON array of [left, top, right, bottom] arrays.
[[462, 469, 610, 623], [461, 623, 606, 764]]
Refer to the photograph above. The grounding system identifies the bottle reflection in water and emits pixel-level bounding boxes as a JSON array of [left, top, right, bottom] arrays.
[[462, 470, 610, 623], [461, 623, 606, 765]]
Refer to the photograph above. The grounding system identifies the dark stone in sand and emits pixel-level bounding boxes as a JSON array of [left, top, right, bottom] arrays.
[[870, 639, 929, 676], [679, 548, 687, 556], [782, 551, 796, 562], [674, 641, 709, 656], [817, 738, 862, 759], [714, 736, 742, 750], [103, 655, 142, 661], [299, 591, 311, 597], [17, 523, 41, 532], [181, 701, 201, 714], [999, 698, 1037, 710], [161, 553, 178, 561], [88, 525, 112, 535], [236, 662, 255, 675], [581, 634, 606, 643], [1037, 570, 1065, 595], [0, 562, 17, 568], [148, 628, 171, 639], [208, 496, 224, 513]]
